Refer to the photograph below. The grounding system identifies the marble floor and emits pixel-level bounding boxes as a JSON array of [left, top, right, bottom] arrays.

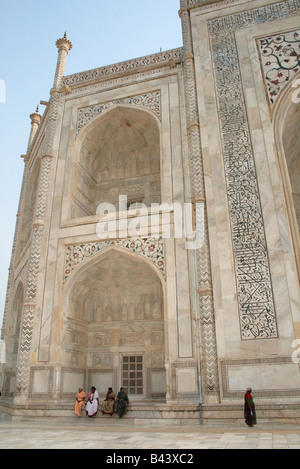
[[0, 419, 300, 449]]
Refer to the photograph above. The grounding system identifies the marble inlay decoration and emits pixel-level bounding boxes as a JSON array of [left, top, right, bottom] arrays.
[[63, 49, 181, 87], [64, 237, 165, 282], [206, 1, 300, 340], [76, 91, 161, 136], [188, 0, 228, 4], [258, 29, 300, 108]]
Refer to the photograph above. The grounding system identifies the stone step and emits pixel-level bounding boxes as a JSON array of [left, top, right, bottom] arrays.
[[1, 399, 300, 425]]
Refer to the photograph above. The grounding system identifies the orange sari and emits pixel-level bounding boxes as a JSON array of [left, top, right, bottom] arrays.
[[74, 390, 86, 417]]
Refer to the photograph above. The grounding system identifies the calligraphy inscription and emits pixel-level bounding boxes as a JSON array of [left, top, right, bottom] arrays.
[[205, 1, 300, 339]]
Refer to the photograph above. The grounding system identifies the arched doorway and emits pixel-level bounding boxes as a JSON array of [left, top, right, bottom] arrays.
[[63, 248, 166, 400]]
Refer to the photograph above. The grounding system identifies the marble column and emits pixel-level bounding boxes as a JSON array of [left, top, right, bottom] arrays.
[[179, 0, 220, 402], [1, 108, 41, 341], [14, 34, 72, 399]]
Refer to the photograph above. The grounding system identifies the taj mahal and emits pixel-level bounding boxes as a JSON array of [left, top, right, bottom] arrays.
[[1, 0, 300, 423]]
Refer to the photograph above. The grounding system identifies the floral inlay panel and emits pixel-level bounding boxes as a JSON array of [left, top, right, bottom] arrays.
[[258, 29, 300, 108], [64, 237, 165, 282], [76, 91, 161, 136]]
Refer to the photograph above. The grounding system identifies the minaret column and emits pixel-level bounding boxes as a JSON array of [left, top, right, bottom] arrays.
[[42, 33, 72, 158], [14, 34, 72, 400], [53, 32, 73, 89], [1, 107, 41, 349], [27, 107, 42, 153]]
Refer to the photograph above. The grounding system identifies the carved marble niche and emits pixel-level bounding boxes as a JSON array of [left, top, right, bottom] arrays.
[[70, 105, 161, 220], [63, 248, 165, 397]]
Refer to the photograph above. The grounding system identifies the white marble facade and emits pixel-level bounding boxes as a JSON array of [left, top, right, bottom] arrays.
[[1, 0, 300, 420]]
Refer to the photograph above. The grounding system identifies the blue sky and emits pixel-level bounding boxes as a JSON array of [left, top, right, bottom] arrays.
[[0, 0, 183, 327]]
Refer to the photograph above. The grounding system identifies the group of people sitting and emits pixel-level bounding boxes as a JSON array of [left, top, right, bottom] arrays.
[[74, 386, 129, 419]]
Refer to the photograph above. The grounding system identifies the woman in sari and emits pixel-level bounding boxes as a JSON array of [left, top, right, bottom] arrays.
[[114, 387, 129, 418], [74, 387, 86, 418], [86, 386, 99, 418], [100, 387, 116, 416], [244, 387, 257, 427]]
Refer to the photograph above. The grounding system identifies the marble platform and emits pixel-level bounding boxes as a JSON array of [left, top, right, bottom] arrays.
[[0, 418, 300, 449]]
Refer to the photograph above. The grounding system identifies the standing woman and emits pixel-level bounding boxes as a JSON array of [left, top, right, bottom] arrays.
[[244, 387, 257, 427], [86, 386, 99, 418]]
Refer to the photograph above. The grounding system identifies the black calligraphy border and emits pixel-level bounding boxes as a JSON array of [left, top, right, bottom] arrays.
[[207, 0, 300, 340]]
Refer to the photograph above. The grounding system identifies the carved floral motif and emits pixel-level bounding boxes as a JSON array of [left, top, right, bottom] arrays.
[[258, 29, 300, 108], [64, 237, 165, 282], [76, 91, 161, 136]]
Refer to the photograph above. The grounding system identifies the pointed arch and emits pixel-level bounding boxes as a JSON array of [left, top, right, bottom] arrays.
[[61, 246, 166, 400], [64, 243, 166, 308], [273, 74, 300, 279], [76, 101, 162, 143], [68, 104, 161, 220]]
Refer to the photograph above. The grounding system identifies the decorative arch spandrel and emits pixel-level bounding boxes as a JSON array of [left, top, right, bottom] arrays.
[[273, 77, 300, 280], [257, 29, 300, 117], [76, 91, 162, 137], [63, 237, 165, 287]]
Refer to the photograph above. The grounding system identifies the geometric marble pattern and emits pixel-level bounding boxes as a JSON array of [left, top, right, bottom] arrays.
[[180, 5, 220, 398]]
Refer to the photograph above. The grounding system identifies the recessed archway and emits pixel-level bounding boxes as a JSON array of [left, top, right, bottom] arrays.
[[282, 101, 300, 232], [274, 79, 300, 278], [63, 248, 166, 400], [69, 106, 161, 219]]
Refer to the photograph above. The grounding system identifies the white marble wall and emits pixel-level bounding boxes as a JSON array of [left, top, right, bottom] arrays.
[[30, 63, 197, 402], [3, 1, 300, 410], [191, 0, 300, 400]]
